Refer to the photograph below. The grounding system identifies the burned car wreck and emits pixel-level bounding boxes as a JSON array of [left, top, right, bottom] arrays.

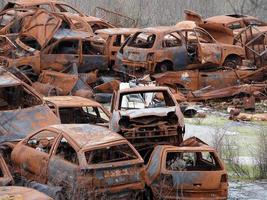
[[44, 96, 110, 126], [116, 26, 245, 76], [110, 85, 185, 159], [96, 28, 139, 67], [0, 67, 59, 143], [11, 124, 145, 199], [0, 9, 108, 79], [152, 66, 267, 93], [146, 137, 228, 200], [2, 0, 115, 32]]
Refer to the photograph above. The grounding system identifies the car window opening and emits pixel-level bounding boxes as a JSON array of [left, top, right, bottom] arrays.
[[85, 144, 137, 164], [56, 137, 79, 165], [52, 40, 79, 54], [59, 107, 109, 124], [119, 91, 175, 110], [166, 151, 222, 171], [26, 131, 58, 154], [128, 32, 156, 49], [0, 85, 42, 110]]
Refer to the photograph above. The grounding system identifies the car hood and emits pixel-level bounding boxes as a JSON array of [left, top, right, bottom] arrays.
[[21, 9, 62, 48], [0, 105, 60, 143], [119, 107, 176, 119]]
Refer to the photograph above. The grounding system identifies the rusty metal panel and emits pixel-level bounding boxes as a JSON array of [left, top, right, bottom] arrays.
[[0, 155, 13, 186], [146, 138, 228, 199], [0, 105, 60, 142], [38, 70, 78, 95], [0, 186, 53, 200]]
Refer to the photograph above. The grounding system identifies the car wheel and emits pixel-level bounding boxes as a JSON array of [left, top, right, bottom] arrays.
[[223, 56, 242, 69], [155, 62, 172, 73]]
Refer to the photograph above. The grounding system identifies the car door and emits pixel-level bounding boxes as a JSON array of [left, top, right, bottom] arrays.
[[160, 31, 189, 70], [11, 130, 60, 183], [40, 38, 80, 71], [195, 28, 222, 65], [79, 39, 108, 73], [48, 135, 79, 198]]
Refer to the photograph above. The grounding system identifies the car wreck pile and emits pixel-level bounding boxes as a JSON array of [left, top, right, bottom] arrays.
[[0, 0, 266, 199]]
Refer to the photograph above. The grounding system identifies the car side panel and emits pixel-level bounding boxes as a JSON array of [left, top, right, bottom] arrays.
[[11, 144, 49, 183]]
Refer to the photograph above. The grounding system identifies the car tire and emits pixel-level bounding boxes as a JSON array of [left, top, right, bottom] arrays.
[[155, 62, 172, 73], [223, 56, 242, 69]]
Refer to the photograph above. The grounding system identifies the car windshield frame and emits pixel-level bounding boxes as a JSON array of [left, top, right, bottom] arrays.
[[118, 90, 176, 110], [82, 141, 142, 169]]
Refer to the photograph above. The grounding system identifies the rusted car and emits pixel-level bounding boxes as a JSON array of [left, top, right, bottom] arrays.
[[0, 155, 13, 186], [146, 137, 228, 199], [110, 86, 185, 160], [0, 67, 59, 143], [184, 9, 267, 43], [44, 96, 110, 126], [96, 28, 139, 66], [2, 0, 115, 32], [152, 67, 267, 93], [116, 26, 245, 75], [0, 9, 107, 79], [0, 186, 54, 200], [187, 83, 267, 102], [0, 7, 92, 37], [11, 124, 145, 199]]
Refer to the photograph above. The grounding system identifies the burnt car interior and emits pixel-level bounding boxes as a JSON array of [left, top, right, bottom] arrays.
[[0, 85, 42, 110], [52, 40, 79, 54], [58, 107, 109, 124], [166, 151, 222, 171], [128, 32, 156, 48], [27, 130, 58, 154], [163, 32, 183, 48], [119, 90, 175, 110], [82, 40, 102, 55], [56, 137, 78, 165], [85, 144, 137, 164], [19, 35, 41, 50], [182, 29, 214, 63]]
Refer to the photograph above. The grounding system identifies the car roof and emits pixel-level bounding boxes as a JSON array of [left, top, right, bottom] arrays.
[[139, 26, 180, 34], [96, 28, 140, 35], [205, 15, 256, 25], [160, 145, 215, 151], [157, 137, 215, 151], [44, 96, 102, 108], [118, 86, 171, 94], [50, 124, 125, 149]]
